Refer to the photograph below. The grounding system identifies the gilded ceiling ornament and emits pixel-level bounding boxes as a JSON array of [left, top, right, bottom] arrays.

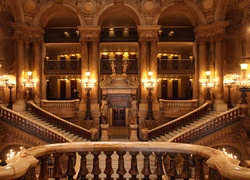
[[143, 0, 156, 13], [202, 0, 214, 10], [24, 0, 37, 12], [83, 1, 95, 12]]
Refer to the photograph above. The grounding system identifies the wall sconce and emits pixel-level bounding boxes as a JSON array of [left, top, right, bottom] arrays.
[[83, 71, 96, 120], [142, 71, 157, 120]]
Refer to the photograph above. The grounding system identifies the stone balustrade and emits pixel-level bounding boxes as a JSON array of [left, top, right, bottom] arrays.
[[41, 99, 79, 118], [159, 99, 199, 118], [0, 142, 249, 180]]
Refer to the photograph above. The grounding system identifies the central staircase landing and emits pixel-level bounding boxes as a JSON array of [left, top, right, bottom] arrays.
[[109, 126, 129, 139]]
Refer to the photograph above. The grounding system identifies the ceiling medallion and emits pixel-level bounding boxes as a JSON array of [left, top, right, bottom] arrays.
[[24, 0, 36, 12], [83, 1, 95, 12], [143, 0, 156, 13], [202, 0, 214, 10]]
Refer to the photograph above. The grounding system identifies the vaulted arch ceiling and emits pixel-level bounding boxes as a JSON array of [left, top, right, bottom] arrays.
[[45, 11, 80, 27]]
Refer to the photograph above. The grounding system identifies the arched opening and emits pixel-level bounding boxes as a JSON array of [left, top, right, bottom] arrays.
[[44, 10, 81, 100], [157, 10, 195, 100]]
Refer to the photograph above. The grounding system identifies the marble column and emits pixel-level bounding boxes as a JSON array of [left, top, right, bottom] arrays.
[[212, 22, 229, 111], [138, 37, 148, 104], [33, 36, 42, 105], [197, 37, 208, 104], [13, 36, 26, 111], [90, 38, 99, 103], [150, 38, 158, 103], [79, 37, 89, 112]]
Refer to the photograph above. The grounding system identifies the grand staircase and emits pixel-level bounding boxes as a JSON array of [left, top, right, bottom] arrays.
[[18, 111, 88, 142], [149, 111, 223, 142]]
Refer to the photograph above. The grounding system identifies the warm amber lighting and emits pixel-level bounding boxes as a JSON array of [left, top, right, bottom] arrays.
[[86, 71, 91, 77], [148, 71, 153, 77], [27, 71, 32, 77], [206, 71, 211, 76], [240, 63, 248, 70]]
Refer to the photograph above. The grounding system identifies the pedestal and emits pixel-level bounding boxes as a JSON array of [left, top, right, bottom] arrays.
[[140, 127, 149, 141], [129, 124, 138, 141], [213, 100, 227, 112], [12, 100, 26, 112], [100, 124, 109, 141]]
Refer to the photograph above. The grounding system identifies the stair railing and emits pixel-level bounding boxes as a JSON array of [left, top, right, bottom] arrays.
[[1, 142, 249, 180], [170, 106, 241, 143], [29, 101, 96, 141], [146, 102, 209, 140], [0, 105, 71, 143]]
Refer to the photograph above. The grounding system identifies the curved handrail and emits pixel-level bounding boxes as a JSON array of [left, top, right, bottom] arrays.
[[148, 102, 209, 139], [170, 106, 241, 143], [0, 105, 72, 143], [29, 101, 92, 140], [0, 142, 249, 180]]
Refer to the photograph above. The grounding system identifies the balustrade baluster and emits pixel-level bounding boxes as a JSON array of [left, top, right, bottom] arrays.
[[104, 151, 114, 180], [181, 154, 191, 180], [91, 151, 101, 180], [77, 152, 89, 180], [129, 151, 139, 179], [38, 155, 50, 180], [154, 152, 165, 180], [194, 156, 205, 180], [66, 152, 76, 180], [141, 151, 152, 180], [52, 153, 64, 180], [167, 153, 177, 180], [116, 151, 126, 180]]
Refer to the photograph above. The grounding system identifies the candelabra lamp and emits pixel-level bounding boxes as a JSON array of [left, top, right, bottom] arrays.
[[224, 76, 236, 109], [23, 71, 36, 101], [7, 84, 14, 109], [142, 71, 157, 120], [83, 71, 96, 120], [199, 71, 217, 110]]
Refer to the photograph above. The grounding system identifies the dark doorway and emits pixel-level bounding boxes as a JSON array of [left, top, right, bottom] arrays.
[[60, 80, 66, 99], [46, 81, 52, 99], [172, 80, 178, 99], [161, 79, 168, 99], [70, 80, 77, 98], [113, 108, 125, 126]]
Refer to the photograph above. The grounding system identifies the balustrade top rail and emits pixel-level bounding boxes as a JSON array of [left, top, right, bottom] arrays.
[[29, 102, 92, 140], [148, 102, 209, 139], [171, 106, 241, 143], [0, 105, 71, 143], [1, 142, 249, 180], [159, 99, 199, 110]]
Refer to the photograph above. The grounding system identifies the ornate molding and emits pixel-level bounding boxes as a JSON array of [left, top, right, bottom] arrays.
[[0, 122, 46, 152]]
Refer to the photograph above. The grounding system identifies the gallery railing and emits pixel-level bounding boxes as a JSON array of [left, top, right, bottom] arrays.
[[44, 59, 81, 74], [1, 142, 249, 180]]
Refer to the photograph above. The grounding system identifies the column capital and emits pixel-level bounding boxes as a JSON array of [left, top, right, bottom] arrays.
[[78, 25, 101, 41], [137, 25, 160, 42]]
